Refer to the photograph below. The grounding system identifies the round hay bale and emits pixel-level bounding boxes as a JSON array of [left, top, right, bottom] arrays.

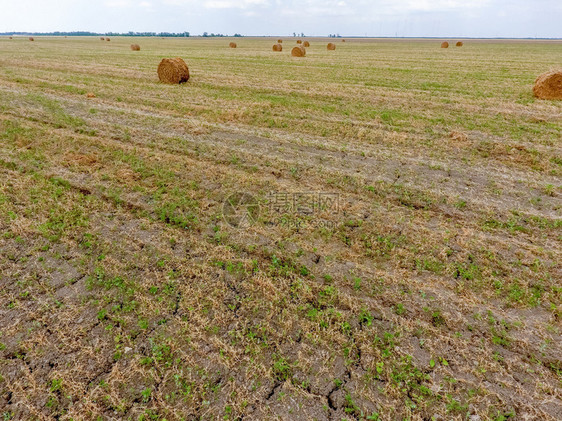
[[9, 36, 12, 40], [106, 37, 110, 41], [533, 70, 562, 100], [157, 57, 190, 84], [342, 39, 346, 42], [277, 39, 283, 43], [327, 43, 336, 50], [131, 44, 141, 51], [29, 37, 34, 41], [303, 41, 310, 47], [272, 43, 283, 52], [441, 42, 449, 48], [100, 37, 105, 41], [296, 40, 302, 44], [456, 41, 464, 47], [86, 92, 96, 98], [229, 42, 237, 48], [291, 46, 306, 57]]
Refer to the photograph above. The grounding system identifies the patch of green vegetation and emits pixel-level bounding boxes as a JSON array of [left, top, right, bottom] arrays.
[[272, 354, 293, 382]]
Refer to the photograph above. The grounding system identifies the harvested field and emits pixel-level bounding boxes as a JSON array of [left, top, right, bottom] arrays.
[[0, 36, 561, 421]]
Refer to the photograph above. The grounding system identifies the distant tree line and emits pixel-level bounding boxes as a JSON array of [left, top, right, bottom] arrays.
[[0, 31, 200, 37]]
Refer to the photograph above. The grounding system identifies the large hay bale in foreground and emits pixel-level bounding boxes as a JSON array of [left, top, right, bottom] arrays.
[[131, 44, 141, 51], [327, 43, 336, 50], [291, 46, 306, 57], [296, 40, 302, 44], [29, 37, 34, 41], [272, 44, 282, 52], [456, 41, 464, 47], [277, 39, 283, 43], [533, 70, 562, 100], [441, 42, 449, 48], [229, 42, 237, 48], [303, 41, 310, 47], [157, 57, 190, 84]]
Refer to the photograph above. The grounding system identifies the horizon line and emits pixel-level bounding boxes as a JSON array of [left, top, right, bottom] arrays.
[[2, 32, 562, 40]]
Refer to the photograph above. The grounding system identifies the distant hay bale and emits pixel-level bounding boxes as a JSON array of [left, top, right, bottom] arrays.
[[29, 37, 34, 41], [303, 41, 310, 47], [131, 44, 141, 51], [100, 37, 105, 41], [229, 42, 237, 48], [277, 39, 283, 43], [342, 39, 346, 42], [291, 46, 306, 57], [106, 37, 110, 41], [157, 57, 190, 84], [86, 92, 96, 98], [296, 40, 302, 44], [327, 42, 336, 50], [9, 36, 12, 40], [456, 41, 464, 47], [272, 43, 283, 52], [533, 70, 562, 100], [441, 42, 449, 48]]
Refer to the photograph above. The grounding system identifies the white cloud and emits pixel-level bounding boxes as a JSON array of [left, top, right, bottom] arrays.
[[0, 0, 560, 37], [205, 0, 269, 8], [104, 0, 133, 7]]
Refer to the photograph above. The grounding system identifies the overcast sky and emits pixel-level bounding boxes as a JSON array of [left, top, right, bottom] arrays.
[[1, 0, 561, 38]]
